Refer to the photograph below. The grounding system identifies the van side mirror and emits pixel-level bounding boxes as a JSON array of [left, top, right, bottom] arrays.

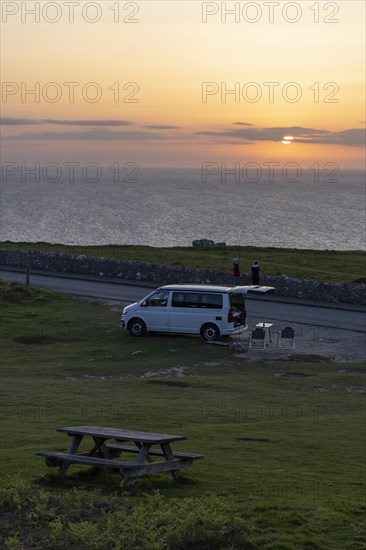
[[141, 300, 147, 307]]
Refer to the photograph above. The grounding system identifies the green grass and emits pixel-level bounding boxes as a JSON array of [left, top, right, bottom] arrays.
[[0, 282, 365, 549], [1, 241, 366, 284]]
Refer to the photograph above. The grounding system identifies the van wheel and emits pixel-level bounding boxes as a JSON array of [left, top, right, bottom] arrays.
[[128, 318, 147, 337], [201, 323, 220, 341]]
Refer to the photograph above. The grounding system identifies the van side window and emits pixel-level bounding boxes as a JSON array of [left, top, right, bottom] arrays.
[[146, 291, 169, 307], [172, 292, 222, 309], [202, 294, 223, 309]]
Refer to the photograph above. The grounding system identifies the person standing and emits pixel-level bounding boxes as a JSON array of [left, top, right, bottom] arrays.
[[232, 258, 240, 286], [251, 260, 260, 285]]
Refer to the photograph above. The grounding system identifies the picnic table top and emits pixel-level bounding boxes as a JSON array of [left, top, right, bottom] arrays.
[[57, 426, 186, 444]]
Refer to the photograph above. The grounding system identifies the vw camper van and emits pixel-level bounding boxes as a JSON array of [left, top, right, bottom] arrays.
[[121, 284, 275, 341]]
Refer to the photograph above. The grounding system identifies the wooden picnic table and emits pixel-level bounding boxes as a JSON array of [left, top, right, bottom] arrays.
[[36, 426, 203, 487]]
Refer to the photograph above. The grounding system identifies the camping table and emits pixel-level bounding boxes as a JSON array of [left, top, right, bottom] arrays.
[[36, 426, 202, 487], [255, 323, 274, 345]]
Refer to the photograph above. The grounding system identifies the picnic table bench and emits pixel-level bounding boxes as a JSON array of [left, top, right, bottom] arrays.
[[36, 426, 203, 487]]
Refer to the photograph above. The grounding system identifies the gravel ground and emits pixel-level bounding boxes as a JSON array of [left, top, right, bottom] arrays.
[[236, 317, 365, 363]]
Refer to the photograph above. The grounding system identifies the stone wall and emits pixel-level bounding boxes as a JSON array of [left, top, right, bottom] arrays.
[[0, 248, 364, 305]]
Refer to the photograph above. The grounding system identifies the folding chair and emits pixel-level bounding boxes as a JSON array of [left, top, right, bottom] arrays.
[[277, 326, 295, 349], [249, 328, 266, 350]]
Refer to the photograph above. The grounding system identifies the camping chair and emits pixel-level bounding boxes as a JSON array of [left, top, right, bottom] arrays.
[[277, 326, 295, 349], [249, 328, 266, 350]]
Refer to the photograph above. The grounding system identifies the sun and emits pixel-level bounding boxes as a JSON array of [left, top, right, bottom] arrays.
[[281, 135, 294, 145]]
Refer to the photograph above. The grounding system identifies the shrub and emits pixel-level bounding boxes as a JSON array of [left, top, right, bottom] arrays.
[[0, 481, 254, 550]]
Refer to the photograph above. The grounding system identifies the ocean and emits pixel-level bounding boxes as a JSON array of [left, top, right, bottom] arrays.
[[1, 168, 365, 250]]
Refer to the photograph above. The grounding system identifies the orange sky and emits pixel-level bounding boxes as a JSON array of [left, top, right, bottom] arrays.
[[1, 1, 365, 167]]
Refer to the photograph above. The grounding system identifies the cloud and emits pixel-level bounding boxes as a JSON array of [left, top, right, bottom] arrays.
[[196, 125, 365, 147], [3, 118, 364, 148], [1, 117, 132, 126], [142, 125, 181, 130], [42, 119, 132, 126], [0, 117, 40, 125], [5, 129, 177, 141], [301, 128, 365, 147]]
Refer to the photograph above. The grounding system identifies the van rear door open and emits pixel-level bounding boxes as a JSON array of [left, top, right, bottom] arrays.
[[230, 286, 276, 295], [229, 292, 246, 327]]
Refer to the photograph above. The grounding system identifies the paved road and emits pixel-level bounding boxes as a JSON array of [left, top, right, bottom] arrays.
[[1, 269, 365, 332], [1, 269, 147, 303]]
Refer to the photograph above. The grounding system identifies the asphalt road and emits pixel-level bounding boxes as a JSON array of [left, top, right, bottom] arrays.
[[1, 269, 365, 332], [1, 269, 148, 303]]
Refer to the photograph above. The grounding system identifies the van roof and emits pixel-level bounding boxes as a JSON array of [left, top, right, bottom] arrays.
[[160, 284, 232, 293], [159, 284, 275, 295]]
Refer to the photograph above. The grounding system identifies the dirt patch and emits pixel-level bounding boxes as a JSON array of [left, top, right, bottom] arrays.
[[232, 322, 365, 363], [312, 385, 337, 393], [287, 354, 330, 363], [239, 438, 269, 444], [141, 366, 190, 378], [346, 385, 365, 393], [146, 379, 190, 388], [272, 372, 311, 378], [65, 374, 113, 381], [339, 368, 365, 375], [200, 361, 230, 367]]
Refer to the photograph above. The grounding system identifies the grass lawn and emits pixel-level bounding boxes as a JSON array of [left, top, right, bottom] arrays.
[[0, 282, 365, 549], [1, 241, 366, 284]]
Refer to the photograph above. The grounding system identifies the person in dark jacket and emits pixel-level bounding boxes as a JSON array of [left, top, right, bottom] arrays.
[[232, 258, 240, 286], [251, 260, 260, 285]]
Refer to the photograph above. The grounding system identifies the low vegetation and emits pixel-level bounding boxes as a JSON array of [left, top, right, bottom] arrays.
[[1, 241, 365, 284], [0, 281, 365, 549], [1, 483, 255, 550]]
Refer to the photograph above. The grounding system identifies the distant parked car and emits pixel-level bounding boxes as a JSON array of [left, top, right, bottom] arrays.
[[121, 284, 275, 341]]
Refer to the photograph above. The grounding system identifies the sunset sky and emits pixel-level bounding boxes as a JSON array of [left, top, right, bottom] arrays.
[[1, 0, 365, 168]]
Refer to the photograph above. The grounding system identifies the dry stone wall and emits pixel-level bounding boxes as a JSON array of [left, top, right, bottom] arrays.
[[0, 248, 364, 305]]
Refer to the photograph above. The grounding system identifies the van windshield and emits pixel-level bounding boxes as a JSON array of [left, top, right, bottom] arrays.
[[144, 291, 169, 307]]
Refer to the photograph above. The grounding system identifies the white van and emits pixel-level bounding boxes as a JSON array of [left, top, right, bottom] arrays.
[[121, 284, 275, 341]]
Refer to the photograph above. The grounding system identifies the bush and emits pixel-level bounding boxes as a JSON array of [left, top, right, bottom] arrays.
[[0, 480, 254, 550], [0, 281, 54, 305]]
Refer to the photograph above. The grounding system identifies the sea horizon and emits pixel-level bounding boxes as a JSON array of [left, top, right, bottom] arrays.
[[1, 167, 365, 251]]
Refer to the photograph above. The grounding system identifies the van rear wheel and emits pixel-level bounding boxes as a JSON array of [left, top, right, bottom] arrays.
[[128, 318, 147, 337], [202, 323, 220, 341]]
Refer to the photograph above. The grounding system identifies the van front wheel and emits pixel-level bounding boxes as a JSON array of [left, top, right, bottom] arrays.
[[128, 318, 147, 337], [201, 323, 219, 341]]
